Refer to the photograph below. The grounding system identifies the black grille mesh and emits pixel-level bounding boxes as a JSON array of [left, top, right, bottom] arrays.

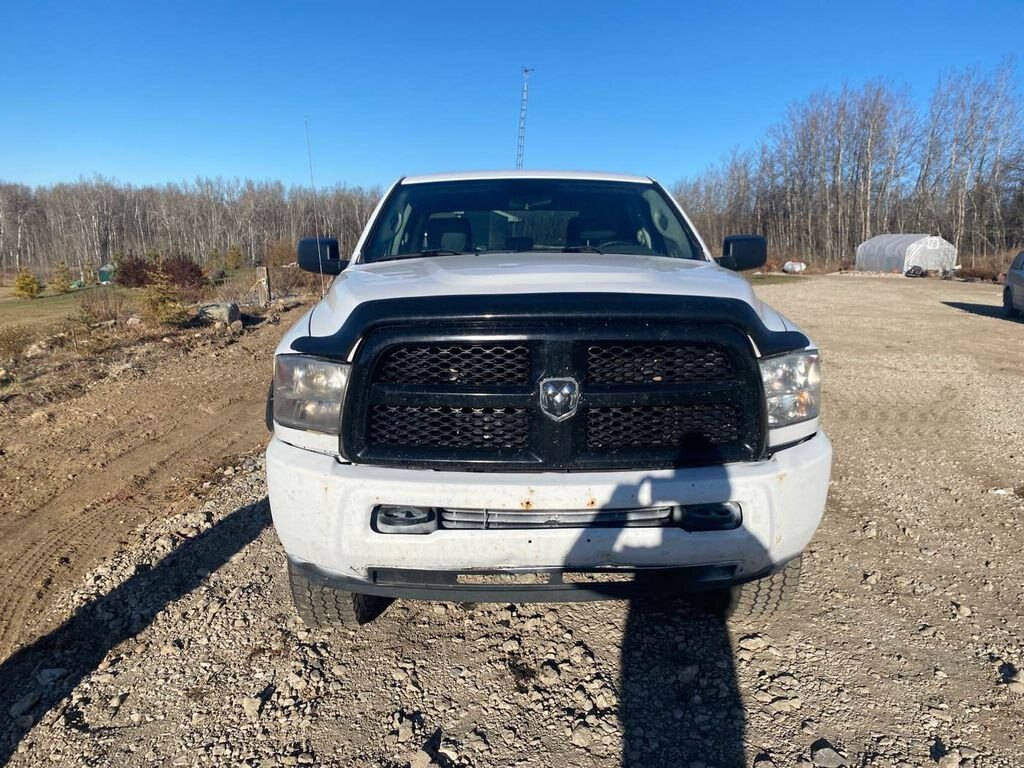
[[586, 404, 741, 449], [369, 405, 530, 449], [587, 343, 733, 384], [376, 344, 530, 386]]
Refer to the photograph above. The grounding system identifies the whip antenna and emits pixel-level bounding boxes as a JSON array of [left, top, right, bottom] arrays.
[[305, 115, 326, 297]]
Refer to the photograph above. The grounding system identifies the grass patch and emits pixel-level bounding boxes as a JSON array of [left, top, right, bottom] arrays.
[[0, 287, 87, 330]]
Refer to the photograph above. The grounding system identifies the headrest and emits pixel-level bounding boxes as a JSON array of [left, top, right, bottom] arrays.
[[425, 217, 472, 252]]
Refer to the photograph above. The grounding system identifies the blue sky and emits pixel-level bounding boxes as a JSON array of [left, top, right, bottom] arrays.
[[1, 0, 1021, 190]]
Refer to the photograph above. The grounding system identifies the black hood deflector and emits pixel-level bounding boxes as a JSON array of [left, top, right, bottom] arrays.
[[290, 293, 809, 359]]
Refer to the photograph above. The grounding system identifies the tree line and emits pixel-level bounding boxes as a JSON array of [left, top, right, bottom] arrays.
[[0, 178, 380, 280], [2, 61, 1022, 278], [675, 61, 1024, 269]]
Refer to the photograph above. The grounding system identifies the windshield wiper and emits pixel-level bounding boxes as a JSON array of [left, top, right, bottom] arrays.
[[384, 248, 465, 261], [562, 245, 605, 254]]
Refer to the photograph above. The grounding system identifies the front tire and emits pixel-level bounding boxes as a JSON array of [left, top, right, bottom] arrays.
[[288, 560, 391, 629], [1005, 288, 1020, 318], [695, 556, 802, 621]]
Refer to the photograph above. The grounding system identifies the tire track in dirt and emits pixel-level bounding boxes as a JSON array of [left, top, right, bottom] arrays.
[[0, 316, 298, 660]]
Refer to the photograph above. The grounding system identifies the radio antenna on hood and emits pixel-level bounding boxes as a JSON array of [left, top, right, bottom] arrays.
[[305, 115, 326, 297]]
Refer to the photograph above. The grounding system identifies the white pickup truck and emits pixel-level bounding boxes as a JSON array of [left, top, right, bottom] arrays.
[[266, 171, 831, 628]]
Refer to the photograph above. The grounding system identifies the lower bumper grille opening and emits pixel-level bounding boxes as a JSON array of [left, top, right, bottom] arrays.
[[439, 506, 673, 530]]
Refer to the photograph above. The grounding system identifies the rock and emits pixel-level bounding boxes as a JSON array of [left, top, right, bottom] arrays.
[[570, 724, 592, 747], [409, 750, 433, 768], [539, 660, 561, 685], [241, 696, 262, 718], [24, 341, 49, 359], [198, 303, 241, 325], [768, 697, 797, 714], [937, 750, 961, 768], [108, 693, 128, 710], [126, 315, 143, 327], [1006, 681, 1024, 694], [9, 691, 40, 718], [738, 634, 769, 652], [0, 368, 12, 385], [810, 739, 847, 767], [36, 668, 67, 686], [953, 602, 972, 618], [397, 720, 414, 743]]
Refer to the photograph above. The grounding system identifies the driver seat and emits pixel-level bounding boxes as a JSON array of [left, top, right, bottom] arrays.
[[425, 217, 473, 252]]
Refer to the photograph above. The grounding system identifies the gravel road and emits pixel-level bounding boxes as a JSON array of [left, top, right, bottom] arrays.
[[1, 276, 1023, 767]]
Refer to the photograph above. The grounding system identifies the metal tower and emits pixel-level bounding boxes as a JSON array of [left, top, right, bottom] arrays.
[[515, 67, 533, 169]]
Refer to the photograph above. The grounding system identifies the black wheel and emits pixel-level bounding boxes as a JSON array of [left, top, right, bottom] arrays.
[[693, 556, 802, 621], [1005, 288, 1020, 318], [287, 560, 391, 629]]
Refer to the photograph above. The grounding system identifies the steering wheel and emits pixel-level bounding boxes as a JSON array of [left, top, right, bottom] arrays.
[[597, 240, 639, 249]]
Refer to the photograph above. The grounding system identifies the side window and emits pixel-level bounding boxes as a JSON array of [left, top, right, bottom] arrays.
[[1016, 252, 1024, 271], [642, 189, 693, 259]]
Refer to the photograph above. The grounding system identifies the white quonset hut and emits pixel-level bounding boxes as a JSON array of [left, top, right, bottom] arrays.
[[855, 234, 957, 273]]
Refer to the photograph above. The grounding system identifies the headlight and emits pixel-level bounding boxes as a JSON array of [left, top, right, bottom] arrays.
[[759, 350, 820, 428], [273, 355, 350, 434]]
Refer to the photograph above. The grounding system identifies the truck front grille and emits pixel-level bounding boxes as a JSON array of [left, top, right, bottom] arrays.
[[342, 322, 765, 471], [369, 405, 530, 449], [586, 404, 741, 449], [376, 344, 530, 386], [587, 343, 733, 384]]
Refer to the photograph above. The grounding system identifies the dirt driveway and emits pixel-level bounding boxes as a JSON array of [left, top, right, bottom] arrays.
[[1, 276, 1022, 767]]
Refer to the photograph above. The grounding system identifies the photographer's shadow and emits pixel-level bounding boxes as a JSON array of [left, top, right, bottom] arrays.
[[565, 469, 763, 767]]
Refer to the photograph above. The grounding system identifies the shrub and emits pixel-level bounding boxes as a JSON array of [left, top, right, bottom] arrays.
[[270, 265, 319, 297], [50, 262, 73, 294], [139, 263, 189, 327], [13, 268, 44, 299], [225, 245, 245, 270], [264, 241, 294, 267], [116, 255, 151, 288], [162, 255, 206, 290], [79, 287, 132, 325], [957, 266, 1000, 282], [0, 324, 35, 360]]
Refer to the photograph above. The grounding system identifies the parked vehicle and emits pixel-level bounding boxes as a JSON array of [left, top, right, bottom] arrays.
[[1005, 251, 1024, 318], [265, 171, 832, 628]]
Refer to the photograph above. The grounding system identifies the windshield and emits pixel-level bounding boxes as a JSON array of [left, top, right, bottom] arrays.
[[361, 178, 704, 262]]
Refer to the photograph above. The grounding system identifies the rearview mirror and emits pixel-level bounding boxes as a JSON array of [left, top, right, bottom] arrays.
[[718, 235, 767, 271], [297, 237, 348, 275]]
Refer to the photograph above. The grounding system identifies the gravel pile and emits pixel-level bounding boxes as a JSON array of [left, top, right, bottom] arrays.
[[1, 277, 1022, 766]]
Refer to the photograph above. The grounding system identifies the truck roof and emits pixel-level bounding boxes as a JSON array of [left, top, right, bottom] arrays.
[[400, 170, 654, 185]]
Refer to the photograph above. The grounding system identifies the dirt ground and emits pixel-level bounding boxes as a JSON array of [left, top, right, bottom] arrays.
[[0, 310, 294, 659], [1, 275, 1023, 767]]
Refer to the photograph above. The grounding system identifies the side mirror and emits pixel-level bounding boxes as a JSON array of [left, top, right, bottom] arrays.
[[297, 237, 348, 275], [718, 235, 767, 271]]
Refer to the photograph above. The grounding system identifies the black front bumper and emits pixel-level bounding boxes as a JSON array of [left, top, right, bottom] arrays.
[[289, 557, 787, 603]]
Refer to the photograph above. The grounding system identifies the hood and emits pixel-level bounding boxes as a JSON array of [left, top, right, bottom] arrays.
[[301, 253, 787, 338]]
